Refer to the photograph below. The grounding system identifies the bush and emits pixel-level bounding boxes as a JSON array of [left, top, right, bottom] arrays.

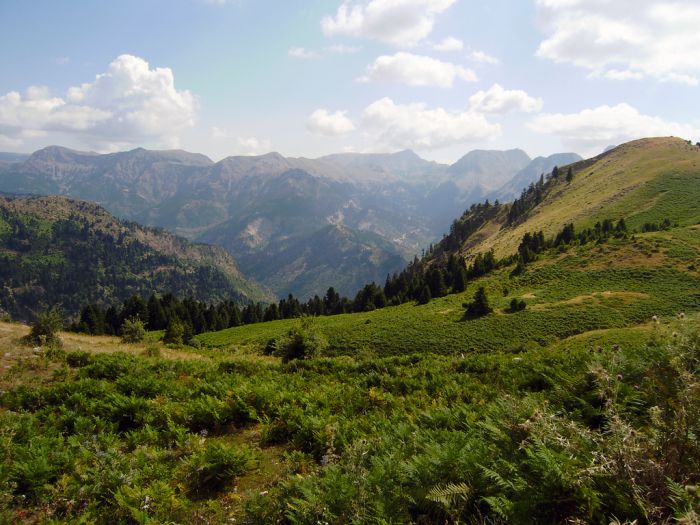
[[66, 350, 91, 368], [141, 344, 161, 358], [509, 298, 527, 313], [163, 319, 184, 346], [183, 442, 255, 495], [271, 319, 328, 363], [24, 307, 63, 347], [120, 317, 146, 344]]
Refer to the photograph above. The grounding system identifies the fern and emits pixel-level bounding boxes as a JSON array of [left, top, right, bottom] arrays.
[[481, 495, 514, 520], [427, 481, 471, 506]]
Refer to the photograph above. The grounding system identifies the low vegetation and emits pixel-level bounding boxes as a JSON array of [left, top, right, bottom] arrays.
[[0, 315, 697, 523]]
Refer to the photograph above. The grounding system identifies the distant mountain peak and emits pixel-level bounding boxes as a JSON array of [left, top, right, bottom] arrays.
[[447, 148, 531, 192]]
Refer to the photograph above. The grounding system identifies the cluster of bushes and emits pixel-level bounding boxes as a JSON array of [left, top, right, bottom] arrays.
[[513, 218, 630, 275]]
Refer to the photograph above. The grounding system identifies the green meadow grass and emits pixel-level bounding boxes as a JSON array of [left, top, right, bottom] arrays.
[[198, 229, 699, 357]]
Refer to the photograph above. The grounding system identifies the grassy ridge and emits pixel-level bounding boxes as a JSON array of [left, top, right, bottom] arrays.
[[197, 228, 699, 355], [469, 137, 700, 259]]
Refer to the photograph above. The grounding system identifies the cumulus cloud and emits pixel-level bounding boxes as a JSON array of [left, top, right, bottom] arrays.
[[433, 36, 463, 51], [0, 55, 197, 150], [528, 103, 700, 153], [321, 0, 457, 47], [306, 109, 356, 136], [468, 84, 543, 114], [536, 0, 700, 85], [467, 50, 499, 65], [361, 97, 500, 149], [358, 52, 476, 87]]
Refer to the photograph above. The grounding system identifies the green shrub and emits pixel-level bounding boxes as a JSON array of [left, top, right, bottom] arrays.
[[509, 298, 527, 313], [183, 442, 255, 495], [24, 307, 63, 347], [141, 344, 161, 358], [463, 287, 493, 319], [163, 319, 184, 346], [271, 319, 328, 363], [121, 317, 146, 343], [66, 350, 91, 368]]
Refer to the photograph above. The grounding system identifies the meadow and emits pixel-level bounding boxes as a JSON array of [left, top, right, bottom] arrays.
[[0, 314, 697, 523], [197, 228, 699, 357], [0, 221, 698, 523]]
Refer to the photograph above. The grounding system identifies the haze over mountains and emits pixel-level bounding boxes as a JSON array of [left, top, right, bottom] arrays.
[[0, 144, 580, 299]]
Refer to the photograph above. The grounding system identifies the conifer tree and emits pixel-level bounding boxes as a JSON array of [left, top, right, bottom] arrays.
[[463, 287, 492, 318]]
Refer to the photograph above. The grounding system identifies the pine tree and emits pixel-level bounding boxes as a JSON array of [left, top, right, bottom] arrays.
[[566, 166, 574, 182], [463, 287, 492, 318], [418, 285, 432, 305]]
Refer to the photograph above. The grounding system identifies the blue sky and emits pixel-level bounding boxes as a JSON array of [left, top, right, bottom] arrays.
[[1, 0, 699, 162]]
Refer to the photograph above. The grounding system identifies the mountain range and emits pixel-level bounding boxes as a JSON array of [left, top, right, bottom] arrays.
[[0, 145, 580, 299]]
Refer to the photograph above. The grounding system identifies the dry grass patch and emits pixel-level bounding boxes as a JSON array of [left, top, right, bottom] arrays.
[[529, 291, 649, 311]]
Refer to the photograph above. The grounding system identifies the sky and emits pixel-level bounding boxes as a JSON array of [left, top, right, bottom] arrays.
[[1, 0, 699, 163]]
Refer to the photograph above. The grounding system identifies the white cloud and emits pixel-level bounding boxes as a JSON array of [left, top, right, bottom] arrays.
[[359, 52, 476, 87], [306, 109, 356, 136], [529, 103, 700, 153], [467, 50, 499, 65], [0, 88, 112, 146], [288, 44, 361, 60], [211, 127, 271, 155], [326, 44, 361, 54], [288, 47, 321, 59], [433, 36, 463, 51], [536, 0, 700, 85], [0, 54, 197, 150], [361, 97, 500, 150], [321, 0, 457, 47], [468, 84, 543, 114]]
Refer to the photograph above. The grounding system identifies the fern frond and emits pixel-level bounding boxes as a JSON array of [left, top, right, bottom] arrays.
[[427, 481, 471, 506]]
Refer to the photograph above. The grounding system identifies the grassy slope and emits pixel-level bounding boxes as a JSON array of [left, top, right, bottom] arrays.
[[198, 228, 699, 355], [470, 137, 700, 259], [197, 138, 700, 355]]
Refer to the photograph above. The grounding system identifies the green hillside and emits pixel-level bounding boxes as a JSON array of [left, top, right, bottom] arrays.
[[0, 138, 698, 524], [197, 138, 700, 355], [0, 196, 272, 320], [462, 137, 700, 260]]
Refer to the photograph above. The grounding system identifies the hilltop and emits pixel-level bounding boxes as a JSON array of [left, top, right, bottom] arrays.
[[0, 195, 272, 320], [458, 137, 700, 260]]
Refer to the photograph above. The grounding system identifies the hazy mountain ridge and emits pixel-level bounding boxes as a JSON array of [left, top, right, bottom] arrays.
[[492, 152, 583, 201], [0, 144, 581, 299]]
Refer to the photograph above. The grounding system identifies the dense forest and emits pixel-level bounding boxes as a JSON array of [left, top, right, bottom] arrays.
[[0, 197, 267, 321]]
